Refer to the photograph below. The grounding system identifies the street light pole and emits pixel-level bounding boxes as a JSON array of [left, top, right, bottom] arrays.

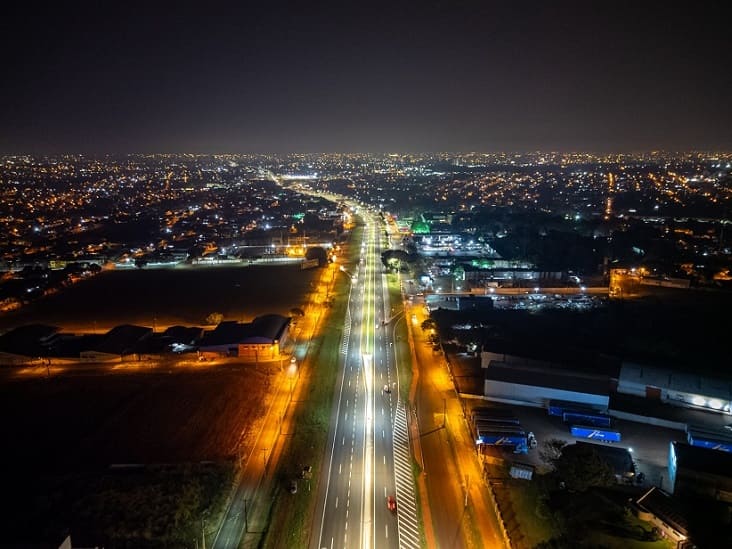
[[244, 499, 249, 533]]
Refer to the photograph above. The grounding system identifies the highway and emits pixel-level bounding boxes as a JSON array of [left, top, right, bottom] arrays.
[[313, 213, 420, 549]]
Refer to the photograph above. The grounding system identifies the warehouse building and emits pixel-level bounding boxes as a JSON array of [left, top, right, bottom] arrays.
[[198, 314, 291, 360], [668, 441, 732, 502], [481, 351, 612, 409], [618, 362, 732, 416]]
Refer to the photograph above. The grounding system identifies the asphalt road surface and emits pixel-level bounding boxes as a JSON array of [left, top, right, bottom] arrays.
[[313, 213, 419, 549]]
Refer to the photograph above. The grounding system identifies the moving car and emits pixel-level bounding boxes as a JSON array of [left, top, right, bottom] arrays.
[[387, 495, 397, 513]]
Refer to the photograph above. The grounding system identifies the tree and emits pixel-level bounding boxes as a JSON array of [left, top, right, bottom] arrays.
[[539, 438, 568, 467], [290, 307, 305, 317], [421, 318, 437, 331], [305, 246, 328, 266], [205, 312, 223, 326], [553, 443, 615, 492], [381, 249, 412, 271]]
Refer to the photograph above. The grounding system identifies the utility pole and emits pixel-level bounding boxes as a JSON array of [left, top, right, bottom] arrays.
[[244, 499, 249, 533], [464, 474, 470, 507]]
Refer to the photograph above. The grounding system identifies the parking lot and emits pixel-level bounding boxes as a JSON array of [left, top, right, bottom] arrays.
[[465, 399, 686, 491]]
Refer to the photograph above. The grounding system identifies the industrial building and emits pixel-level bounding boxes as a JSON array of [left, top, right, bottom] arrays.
[[480, 351, 612, 409], [668, 441, 732, 502], [198, 314, 291, 360], [618, 362, 732, 415]]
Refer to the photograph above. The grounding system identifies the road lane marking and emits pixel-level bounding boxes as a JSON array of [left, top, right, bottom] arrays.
[[335, 496, 338, 508]]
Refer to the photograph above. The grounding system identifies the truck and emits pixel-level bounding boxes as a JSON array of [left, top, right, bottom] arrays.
[[570, 425, 621, 442], [472, 415, 520, 426], [548, 399, 605, 417], [562, 411, 612, 428], [476, 428, 529, 453], [473, 422, 525, 435], [686, 428, 732, 453], [471, 407, 516, 420]]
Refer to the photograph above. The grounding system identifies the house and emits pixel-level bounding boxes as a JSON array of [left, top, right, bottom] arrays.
[[632, 486, 692, 548]]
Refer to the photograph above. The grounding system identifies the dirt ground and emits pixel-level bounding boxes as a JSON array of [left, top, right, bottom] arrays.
[[0, 366, 268, 470], [0, 263, 319, 332]]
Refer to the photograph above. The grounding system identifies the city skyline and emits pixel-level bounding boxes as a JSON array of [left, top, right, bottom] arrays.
[[2, 1, 731, 154]]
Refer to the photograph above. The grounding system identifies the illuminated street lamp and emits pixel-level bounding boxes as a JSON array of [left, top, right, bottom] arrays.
[[288, 360, 298, 394]]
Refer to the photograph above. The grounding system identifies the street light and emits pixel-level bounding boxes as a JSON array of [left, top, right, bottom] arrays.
[[288, 361, 298, 394]]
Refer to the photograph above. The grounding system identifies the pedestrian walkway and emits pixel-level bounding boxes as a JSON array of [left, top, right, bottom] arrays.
[[393, 399, 421, 549]]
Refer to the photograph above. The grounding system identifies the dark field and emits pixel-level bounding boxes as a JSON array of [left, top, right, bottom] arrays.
[[0, 367, 269, 470], [433, 285, 732, 376], [0, 263, 322, 545], [0, 263, 319, 332]]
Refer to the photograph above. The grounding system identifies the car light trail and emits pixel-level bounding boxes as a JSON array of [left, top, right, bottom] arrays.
[[362, 352, 373, 549]]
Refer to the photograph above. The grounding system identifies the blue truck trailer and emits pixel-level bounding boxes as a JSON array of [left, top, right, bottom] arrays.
[[562, 411, 612, 428], [471, 407, 516, 420], [472, 415, 521, 426], [548, 399, 606, 417], [686, 428, 732, 453], [476, 428, 529, 453], [570, 425, 621, 442], [473, 422, 525, 435]]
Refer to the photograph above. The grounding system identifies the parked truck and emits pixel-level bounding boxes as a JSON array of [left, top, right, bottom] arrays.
[[476, 428, 529, 453], [471, 407, 516, 420], [686, 427, 732, 453], [562, 411, 612, 428], [570, 425, 621, 442], [548, 399, 606, 417]]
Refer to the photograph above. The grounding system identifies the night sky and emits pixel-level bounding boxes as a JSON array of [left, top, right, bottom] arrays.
[[1, 1, 730, 154]]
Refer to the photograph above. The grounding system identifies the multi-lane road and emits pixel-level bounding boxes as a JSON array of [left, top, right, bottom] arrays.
[[313, 214, 420, 549]]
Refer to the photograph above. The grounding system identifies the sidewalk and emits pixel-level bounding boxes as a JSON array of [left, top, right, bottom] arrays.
[[406, 300, 507, 549], [406, 318, 437, 549]]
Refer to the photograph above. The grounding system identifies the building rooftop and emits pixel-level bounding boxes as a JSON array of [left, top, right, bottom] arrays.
[[671, 441, 732, 478], [0, 324, 59, 356], [621, 362, 732, 401], [485, 361, 610, 396], [635, 486, 689, 537]]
